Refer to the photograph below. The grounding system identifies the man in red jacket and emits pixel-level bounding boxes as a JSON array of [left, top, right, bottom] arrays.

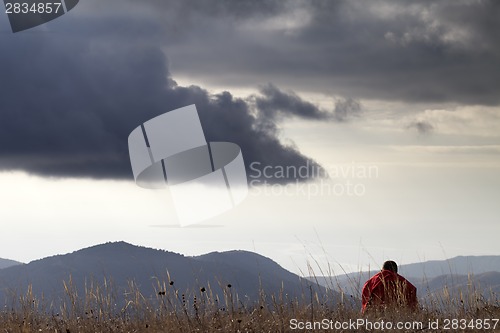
[[361, 260, 417, 313]]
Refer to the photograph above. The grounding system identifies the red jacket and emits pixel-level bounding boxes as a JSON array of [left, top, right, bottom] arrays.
[[361, 270, 417, 313]]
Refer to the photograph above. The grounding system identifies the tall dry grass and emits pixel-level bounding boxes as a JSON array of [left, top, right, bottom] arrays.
[[0, 272, 498, 332]]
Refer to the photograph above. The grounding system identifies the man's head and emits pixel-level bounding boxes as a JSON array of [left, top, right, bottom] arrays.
[[382, 260, 398, 273]]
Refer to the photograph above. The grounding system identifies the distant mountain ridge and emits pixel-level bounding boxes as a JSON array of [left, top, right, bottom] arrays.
[[398, 255, 500, 279], [0, 242, 333, 309], [420, 271, 500, 295], [3, 244, 496, 310], [0, 258, 22, 270], [309, 255, 500, 299]]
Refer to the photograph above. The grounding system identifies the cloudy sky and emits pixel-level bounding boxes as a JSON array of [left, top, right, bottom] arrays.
[[0, 0, 498, 275]]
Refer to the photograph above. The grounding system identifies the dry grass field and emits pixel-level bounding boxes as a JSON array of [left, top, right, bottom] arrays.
[[0, 274, 498, 332]]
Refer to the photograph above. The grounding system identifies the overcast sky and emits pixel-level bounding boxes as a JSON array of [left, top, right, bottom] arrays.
[[0, 0, 498, 275]]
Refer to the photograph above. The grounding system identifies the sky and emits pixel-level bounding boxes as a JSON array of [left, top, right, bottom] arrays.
[[0, 0, 498, 276]]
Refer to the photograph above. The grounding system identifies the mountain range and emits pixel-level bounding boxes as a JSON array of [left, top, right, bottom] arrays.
[[310, 256, 500, 300], [1, 244, 498, 311], [0, 242, 331, 310], [0, 258, 21, 270]]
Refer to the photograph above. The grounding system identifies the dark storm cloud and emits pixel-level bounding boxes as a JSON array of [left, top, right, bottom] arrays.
[[146, 0, 500, 106], [161, 0, 285, 19], [0, 17, 321, 182], [252, 84, 362, 123], [307, 0, 500, 105], [1, 0, 497, 181], [253, 84, 330, 121]]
